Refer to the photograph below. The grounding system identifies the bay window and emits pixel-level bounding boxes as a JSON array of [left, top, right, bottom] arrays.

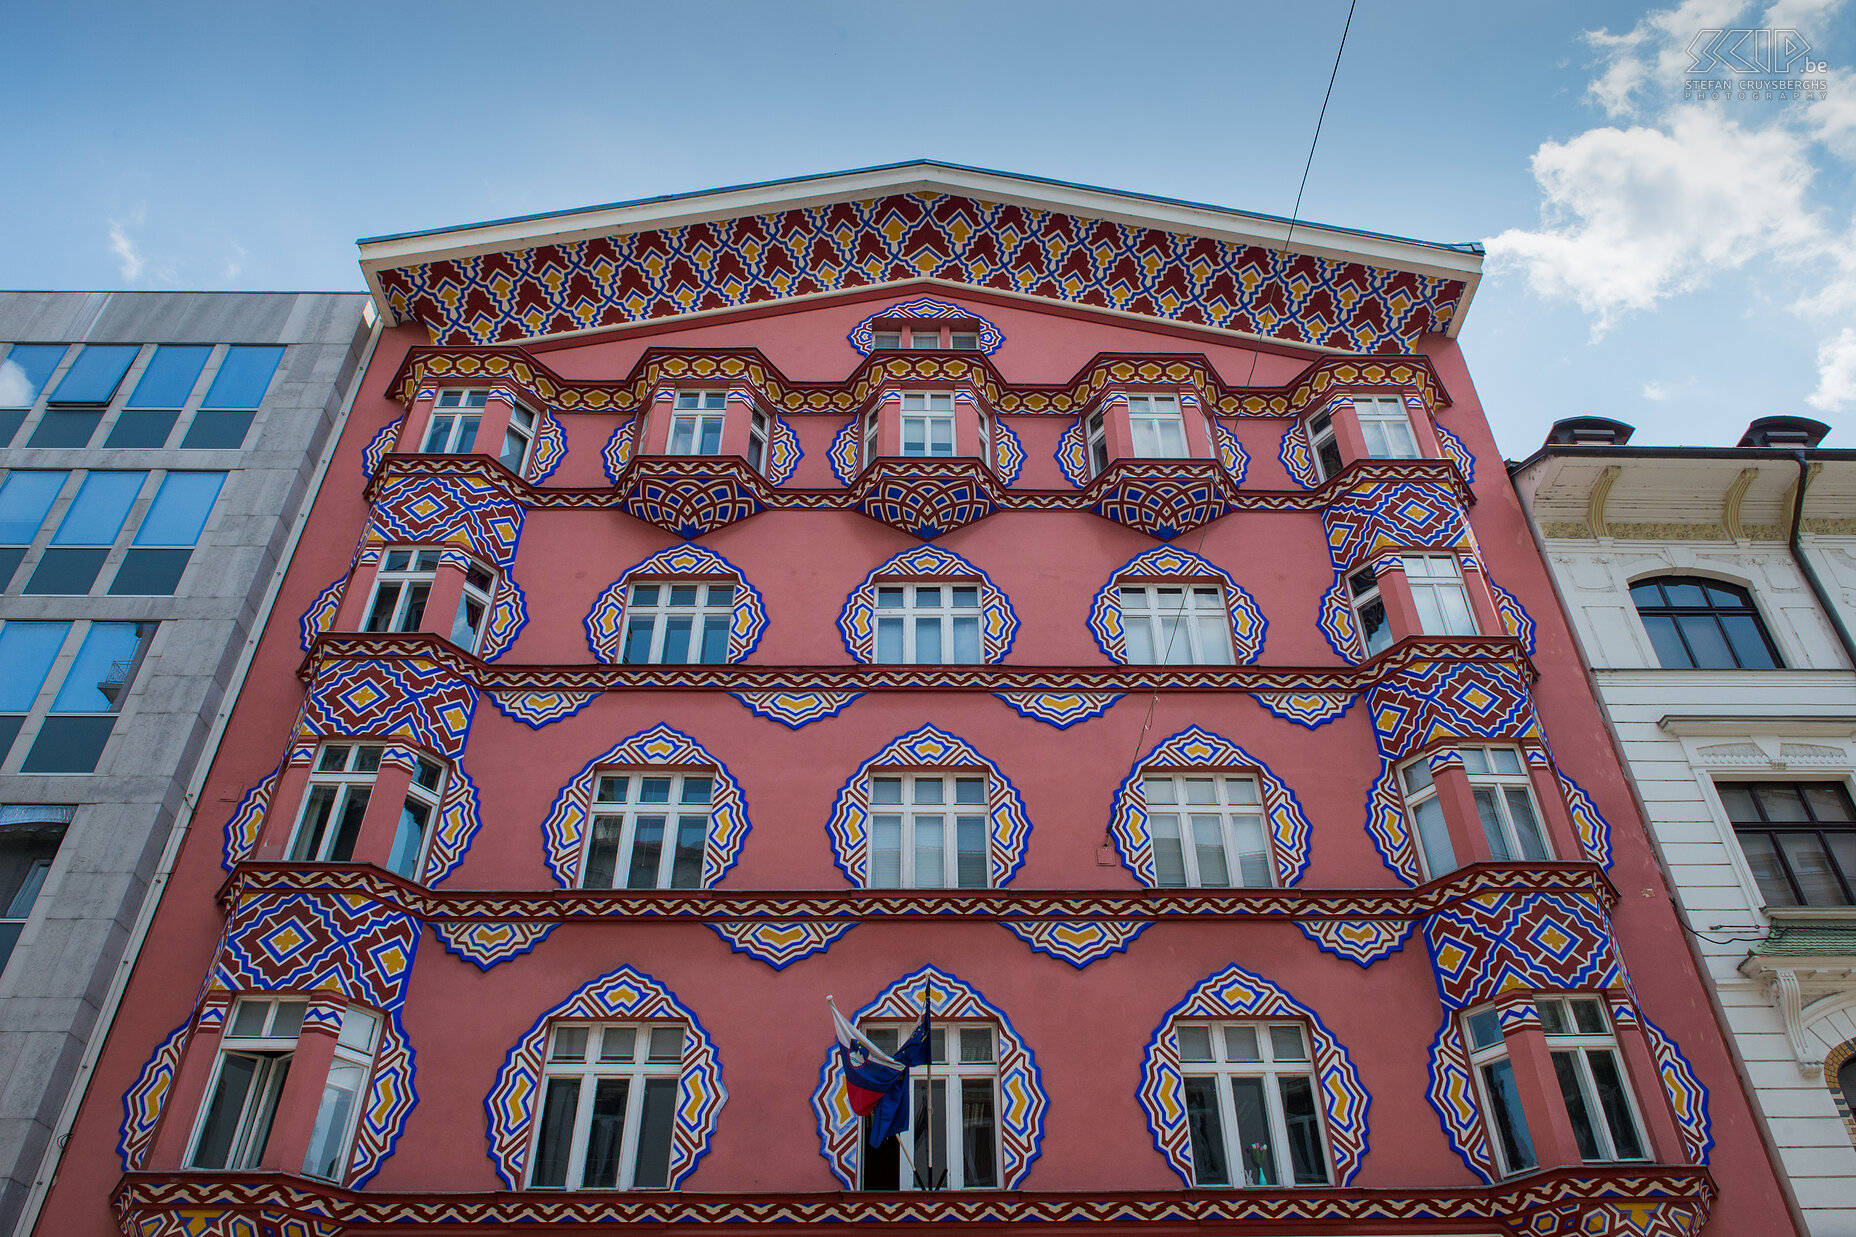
[[423, 390, 485, 453], [1142, 774, 1270, 888], [1307, 411, 1343, 480], [1127, 395, 1188, 458], [1352, 396, 1420, 460], [1348, 568, 1391, 656], [868, 774, 988, 889], [302, 1006, 382, 1181], [290, 742, 446, 878], [501, 403, 536, 473], [1175, 1021, 1329, 1187], [1403, 554, 1477, 636], [190, 997, 306, 1170], [669, 391, 726, 455], [1086, 408, 1109, 477], [530, 1022, 684, 1190], [581, 773, 713, 890], [364, 547, 496, 654], [901, 392, 954, 457], [1399, 746, 1549, 877], [860, 1023, 999, 1190]]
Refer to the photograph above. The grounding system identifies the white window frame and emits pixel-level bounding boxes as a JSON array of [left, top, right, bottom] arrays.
[[302, 1004, 382, 1182], [1117, 584, 1234, 665], [1140, 774, 1271, 888], [424, 389, 487, 453], [1400, 745, 1549, 876], [871, 326, 980, 351], [669, 390, 728, 456], [1462, 1004, 1537, 1176], [188, 996, 308, 1171], [858, 1022, 1000, 1191], [1348, 567, 1392, 657], [867, 773, 990, 889], [1403, 554, 1478, 637], [1307, 410, 1343, 481], [1352, 395, 1421, 460], [872, 582, 985, 664], [1173, 1020, 1331, 1187], [1126, 394, 1189, 458], [1397, 756, 1458, 880], [288, 742, 446, 877], [527, 1021, 687, 1191], [499, 402, 536, 474], [364, 548, 442, 634], [619, 580, 737, 665], [747, 408, 770, 474], [450, 559, 497, 654], [1085, 407, 1109, 477], [580, 771, 715, 890], [899, 391, 955, 457]]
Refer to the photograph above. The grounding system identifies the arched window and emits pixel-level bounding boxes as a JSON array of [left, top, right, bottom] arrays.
[[1629, 576, 1780, 669]]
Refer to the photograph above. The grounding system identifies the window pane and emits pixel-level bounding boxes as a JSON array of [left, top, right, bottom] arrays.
[[386, 799, 429, 878], [1229, 1076, 1277, 1186], [27, 410, 104, 448], [302, 1060, 364, 1180], [108, 549, 192, 595], [180, 410, 255, 450], [627, 817, 666, 888], [1483, 1058, 1538, 1172], [1674, 614, 1734, 669], [1151, 814, 1187, 887], [1717, 615, 1776, 668], [699, 614, 729, 664], [128, 345, 211, 407], [0, 472, 66, 544], [1414, 797, 1457, 878], [582, 1077, 629, 1188], [1223, 1025, 1261, 1061], [1504, 787, 1550, 860], [48, 345, 138, 405], [633, 1077, 678, 1188], [1269, 1025, 1308, 1062], [1777, 833, 1848, 905], [1804, 784, 1854, 821], [1191, 815, 1230, 887], [191, 1054, 259, 1169], [551, 1026, 589, 1061], [0, 345, 68, 408], [914, 816, 945, 888], [1278, 1075, 1328, 1184], [1176, 1025, 1214, 1061], [52, 622, 143, 711], [1755, 784, 1811, 822], [951, 616, 981, 663], [871, 818, 901, 886], [585, 816, 622, 889], [622, 616, 656, 664], [1551, 1050, 1604, 1160], [914, 615, 942, 663], [1231, 815, 1272, 887], [1716, 783, 1758, 820], [51, 472, 145, 544], [201, 346, 284, 408], [326, 787, 371, 861], [648, 1026, 684, 1061], [660, 615, 692, 664], [133, 472, 225, 546], [955, 816, 986, 888], [1182, 1077, 1229, 1185], [1639, 614, 1692, 668], [1664, 581, 1708, 606], [1473, 786, 1512, 861], [1586, 1049, 1645, 1159], [104, 408, 179, 448], [531, 1077, 580, 1188], [23, 548, 107, 595], [670, 815, 705, 889], [962, 1078, 998, 1187], [1124, 617, 1157, 664], [0, 622, 70, 710]]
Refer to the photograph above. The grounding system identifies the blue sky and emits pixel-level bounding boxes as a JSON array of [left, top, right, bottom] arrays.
[[3, 0, 1853, 456]]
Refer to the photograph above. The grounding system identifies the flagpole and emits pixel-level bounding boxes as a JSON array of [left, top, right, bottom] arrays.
[[923, 986, 935, 1192]]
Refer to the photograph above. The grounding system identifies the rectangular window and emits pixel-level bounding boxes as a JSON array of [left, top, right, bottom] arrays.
[[1086, 408, 1109, 477], [1399, 759, 1458, 879], [1142, 775, 1270, 888], [500, 404, 535, 473], [104, 410, 179, 449], [860, 1024, 999, 1190], [1348, 567, 1391, 656], [1118, 585, 1233, 665], [1352, 396, 1420, 460], [0, 806, 70, 976], [1307, 411, 1343, 480], [21, 622, 150, 773], [670, 391, 727, 455], [127, 345, 211, 408], [620, 582, 734, 665], [911, 331, 941, 350], [1464, 998, 1645, 1173], [289, 744, 382, 864], [27, 471, 147, 595], [0, 345, 69, 413], [1718, 781, 1856, 907], [110, 471, 226, 595], [1403, 554, 1477, 637], [191, 997, 307, 1170], [873, 332, 902, 350], [365, 549, 441, 634], [0, 622, 71, 763], [747, 409, 769, 474], [179, 410, 255, 450], [529, 1022, 685, 1190], [1174, 1021, 1329, 1187], [424, 390, 486, 453], [1127, 395, 1189, 458], [201, 346, 284, 408], [1400, 746, 1549, 876], [950, 331, 980, 351], [867, 774, 988, 889], [1463, 1007, 1536, 1175], [0, 471, 69, 590], [900, 392, 954, 457], [302, 1005, 381, 1182], [581, 773, 712, 890], [47, 344, 139, 407], [872, 584, 983, 664]]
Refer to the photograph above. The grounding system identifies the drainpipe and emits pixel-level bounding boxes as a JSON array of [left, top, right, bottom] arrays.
[[1788, 451, 1856, 670]]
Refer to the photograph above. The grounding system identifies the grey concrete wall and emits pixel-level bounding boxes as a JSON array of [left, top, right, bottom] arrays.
[[0, 292, 369, 1230]]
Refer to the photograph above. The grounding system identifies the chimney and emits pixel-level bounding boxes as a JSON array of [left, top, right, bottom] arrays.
[[1545, 417, 1634, 447], [1738, 416, 1829, 448]]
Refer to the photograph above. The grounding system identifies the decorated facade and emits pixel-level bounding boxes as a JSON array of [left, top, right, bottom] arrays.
[[24, 165, 1801, 1235]]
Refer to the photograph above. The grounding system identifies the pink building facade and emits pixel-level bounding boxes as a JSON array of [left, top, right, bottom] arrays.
[[24, 165, 1802, 1235]]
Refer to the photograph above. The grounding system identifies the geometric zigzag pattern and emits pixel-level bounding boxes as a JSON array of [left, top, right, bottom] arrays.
[[220, 764, 280, 871], [375, 192, 1466, 352], [301, 656, 478, 760], [298, 575, 345, 653], [117, 1019, 191, 1170], [349, 1010, 416, 1186], [585, 542, 768, 664], [1003, 920, 1150, 968], [993, 692, 1124, 729], [1366, 660, 1540, 763], [419, 764, 481, 886], [1638, 1008, 1712, 1164], [709, 920, 857, 970], [367, 473, 523, 569], [486, 689, 601, 728], [1487, 575, 1537, 655], [1087, 545, 1266, 664], [1139, 964, 1369, 1186], [847, 296, 1005, 356], [730, 691, 864, 728], [602, 418, 639, 483], [1252, 691, 1356, 729], [1431, 419, 1475, 484], [1423, 890, 1625, 1011], [211, 893, 420, 1013], [826, 725, 1031, 888], [1426, 1013, 1498, 1183], [1296, 918, 1416, 967], [1108, 726, 1312, 888], [810, 965, 1046, 1190], [838, 544, 1018, 663], [434, 920, 556, 971], [539, 724, 750, 889], [485, 966, 725, 1190]]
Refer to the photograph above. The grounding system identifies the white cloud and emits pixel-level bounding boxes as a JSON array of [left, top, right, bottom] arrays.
[[1643, 380, 1673, 400], [224, 240, 247, 281], [1489, 0, 1856, 409], [0, 360, 31, 408], [108, 208, 147, 281], [1808, 326, 1856, 409]]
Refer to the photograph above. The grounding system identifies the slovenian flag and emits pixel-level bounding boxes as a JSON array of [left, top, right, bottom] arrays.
[[829, 996, 930, 1147]]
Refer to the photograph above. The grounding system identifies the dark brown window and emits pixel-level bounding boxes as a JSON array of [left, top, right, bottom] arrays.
[[1630, 577, 1780, 669], [1718, 781, 1856, 906]]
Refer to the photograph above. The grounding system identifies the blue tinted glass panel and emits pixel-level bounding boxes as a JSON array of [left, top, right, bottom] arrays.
[[0, 622, 72, 711], [133, 472, 224, 546], [0, 473, 69, 544], [127, 346, 211, 408], [50, 472, 145, 545], [0, 346, 68, 409], [51, 623, 143, 712], [201, 347, 283, 408], [48, 346, 139, 405]]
